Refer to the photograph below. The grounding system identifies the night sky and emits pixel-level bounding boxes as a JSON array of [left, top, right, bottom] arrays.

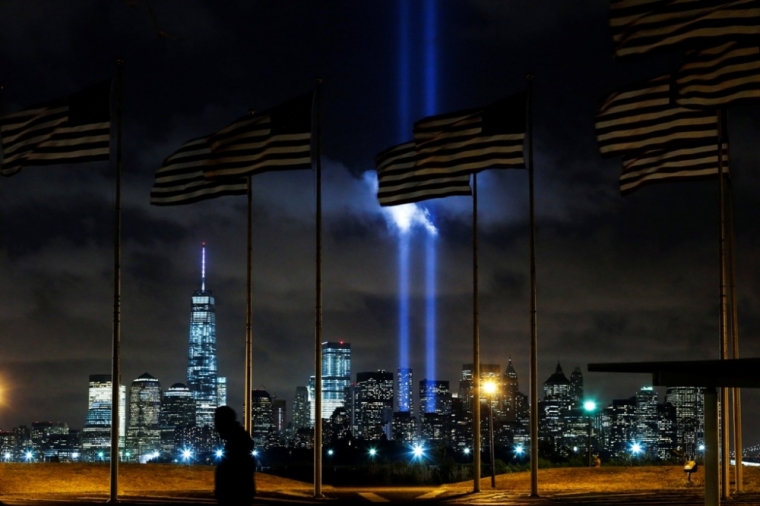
[[1, 1, 759, 447]]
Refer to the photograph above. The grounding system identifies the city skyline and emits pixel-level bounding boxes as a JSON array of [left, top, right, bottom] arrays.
[[0, 1, 759, 450]]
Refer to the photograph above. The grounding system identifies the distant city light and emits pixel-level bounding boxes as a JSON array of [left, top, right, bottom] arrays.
[[630, 442, 642, 455], [97, 451, 104, 460], [181, 449, 193, 461], [412, 444, 425, 459], [215, 449, 223, 458], [515, 445, 524, 455], [463, 448, 470, 455], [573, 446, 578, 452], [252, 449, 259, 457], [25, 451, 34, 461], [699, 444, 706, 451], [4, 452, 11, 461], [369, 448, 377, 457], [327, 449, 334, 456], [583, 400, 597, 412], [71, 452, 79, 459]]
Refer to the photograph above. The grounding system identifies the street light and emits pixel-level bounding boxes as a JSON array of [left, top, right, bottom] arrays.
[[411, 443, 425, 460], [583, 400, 597, 467], [514, 445, 524, 456], [483, 380, 497, 488], [630, 442, 642, 465]]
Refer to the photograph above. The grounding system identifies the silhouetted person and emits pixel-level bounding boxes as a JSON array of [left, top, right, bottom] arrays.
[[214, 406, 255, 505]]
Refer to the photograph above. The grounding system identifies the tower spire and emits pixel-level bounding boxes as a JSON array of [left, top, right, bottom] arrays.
[[201, 242, 206, 292]]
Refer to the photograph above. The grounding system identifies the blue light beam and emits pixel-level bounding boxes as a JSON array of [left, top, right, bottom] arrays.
[[425, 230, 437, 414]]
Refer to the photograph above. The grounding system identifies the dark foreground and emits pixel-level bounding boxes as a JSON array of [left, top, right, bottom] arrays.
[[3, 488, 760, 506]]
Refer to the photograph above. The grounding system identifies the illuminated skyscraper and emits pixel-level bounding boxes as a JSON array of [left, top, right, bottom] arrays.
[[397, 367, 413, 415], [504, 359, 519, 421], [356, 370, 394, 440], [321, 341, 351, 419], [159, 383, 196, 453], [82, 374, 126, 460], [293, 386, 310, 430], [187, 244, 219, 427], [126, 373, 162, 461]]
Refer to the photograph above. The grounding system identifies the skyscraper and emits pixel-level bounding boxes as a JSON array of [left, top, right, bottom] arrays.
[[356, 370, 394, 440], [504, 359, 519, 422], [252, 389, 275, 450], [159, 383, 196, 454], [397, 367, 413, 415], [126, 373, 162, 461], [321, 341, 351, 419], [187, 244, 219, 427], [82, 374, 126, 460], [292, 386, 310, 430]]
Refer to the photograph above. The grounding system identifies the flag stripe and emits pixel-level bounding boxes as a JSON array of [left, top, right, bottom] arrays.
[[675, 42, 760, 107], [413, 103, 525, 174], [610, 0, 760, 60], [204, 93, 313, 179], [620, 142, 729, 194], [376, 142, 472, 206], [0, 81, 111, 175], [150, 136, 248, 206], [595, 74, 718, 158]]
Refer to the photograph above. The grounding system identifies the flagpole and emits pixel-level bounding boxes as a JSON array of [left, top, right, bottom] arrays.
[[109, 58, 124, 505], [727, 178, 743, 491], [716, 110, 730, 500], [244, 174, 253, 435], [472, 172, 481, 493], [314, 78, 324, 499], [526, 74, 539, 499]]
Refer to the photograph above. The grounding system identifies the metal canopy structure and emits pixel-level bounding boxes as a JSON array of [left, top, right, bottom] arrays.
[[588, 358, 760, 506]]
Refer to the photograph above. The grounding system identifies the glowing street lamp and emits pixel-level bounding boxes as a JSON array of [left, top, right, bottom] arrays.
[[368, 448, 377, 459], [97, 451, 104, 461], [181, 448, 193, 463], [583, 400, 597, 467], [327, 449, 334, 456], [25, 450, 34, 462], [514, 445, 524, 456], [4, 452, 11, 461], [215, 449, 224, 459], [412, 443, 425, 460], [463, 447, 471, 456]]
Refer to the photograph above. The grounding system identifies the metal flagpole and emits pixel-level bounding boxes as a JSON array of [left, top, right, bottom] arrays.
[[472, 172, 481, 493], [244, 174, 253, 435], [526, 74, 539, 498], [109, 58, 124, 505], [314, 78, 324, 498], [716, 111, 730, 500], [727, 178, 743, 491]]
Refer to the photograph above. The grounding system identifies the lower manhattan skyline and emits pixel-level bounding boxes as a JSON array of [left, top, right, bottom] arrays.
[[1, 0, 759, 458]]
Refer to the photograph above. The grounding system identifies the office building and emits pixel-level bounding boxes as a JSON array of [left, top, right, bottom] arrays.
[[321, 341, 351, 419], [187, 244, 220, 427], [159, 383, 196, 454], [397, 367, 413, 415], [356, 370, 394, 440], [82, 374, 125, 460], [126, 373, 162, 461]]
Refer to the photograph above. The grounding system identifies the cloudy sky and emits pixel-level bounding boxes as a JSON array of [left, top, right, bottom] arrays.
[[1, 1, 759, 447]]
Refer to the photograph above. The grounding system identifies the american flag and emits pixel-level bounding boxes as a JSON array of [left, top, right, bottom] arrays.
[[376, 141, 471, 207], [150, 135, 247, 206], [609, 0, 760, 60], [1, 80, 111, 176], [675, 42, 760, 107], [203, 93, 313, 179]]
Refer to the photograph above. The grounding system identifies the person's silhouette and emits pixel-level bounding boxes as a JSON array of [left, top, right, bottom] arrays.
[[214, 406, 255, 505]]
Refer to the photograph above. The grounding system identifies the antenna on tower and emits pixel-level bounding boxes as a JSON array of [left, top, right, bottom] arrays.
[[201, 242, 206, 291]]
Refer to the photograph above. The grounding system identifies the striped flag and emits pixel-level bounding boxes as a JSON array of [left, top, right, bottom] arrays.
[[595, 74, 718, 158], [150, 135, 247, 206], [204, 93, 313, 179], [609, 0, 760, 60], [619, 142, 729, 194], [413, 91, 526, 174], [675, 42, 760, 107], [0, 80, 111, 176], [376, 141, 471, 207]]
